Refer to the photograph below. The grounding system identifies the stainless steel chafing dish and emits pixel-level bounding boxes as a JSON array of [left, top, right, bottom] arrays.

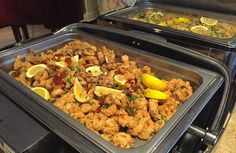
[[0, 23, 228, 153], [101, 0, 236, 49]]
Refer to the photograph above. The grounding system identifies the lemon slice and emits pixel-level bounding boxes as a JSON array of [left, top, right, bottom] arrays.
[[94, 86, 124, 97], [74, 77, 89, 102], [144, 88, 168, 100], [142, 73, 167, 91], [71, 55, 79, 63], [55, 61, 67, 68], [31, 87, 50, 100], [200, 17, 218, 26], [85, 66, 103, 76], [191, 25, 209, 34], [26, 64, 47, 78], [114, 75, 127, 85]]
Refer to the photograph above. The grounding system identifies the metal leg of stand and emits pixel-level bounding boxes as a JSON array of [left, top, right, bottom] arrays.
[[11, 25, 29, 42], [11, 26, 22, 42], [21, 25, 29, 39]]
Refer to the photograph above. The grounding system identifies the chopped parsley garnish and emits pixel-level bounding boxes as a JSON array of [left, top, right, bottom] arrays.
[[160, 115, 166, 120], [64, 70, 68, 74], [114, 83, 119, 90], [66, 76, 73, 86], [127, 95, 131, 101], [128, 95, 138, 102], [90, 101, 94, 105], [66, 78, 71, 86], [71, 66, 79, 71], [64, 89, 69, 94], [135, 90, 140, 94], [150, 110, 157, 116], [101, 103, 110, 109], [130, 95, 138, 102], [125, 106, 135, 116], [114, 86, 119, 90]]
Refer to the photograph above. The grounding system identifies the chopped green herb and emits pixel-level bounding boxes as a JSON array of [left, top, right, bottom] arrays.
[[150, 110, 157, 116], [127, 95, 131, 101], [64, 89, 69, 94], [101, 103, 110, 109], [130, 95, 138, 102], [160, 115, 166, 120], [90, 101, 94, 105], [71, 66, 79, 71], [66, 75, 73, 86], [157, 120, 162, 124], [66, 78, 71, 86], [114, 83, 119, 90], [83, 121, 86, 126], [100, 66, 108, 73], [135, 90, 140, 94], [64, 70, 68, 74], [125, 106, 135, 116], [114, 86, 119, 90]]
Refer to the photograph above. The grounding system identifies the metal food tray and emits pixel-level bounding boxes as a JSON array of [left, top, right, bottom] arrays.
[[102, 1, 236, 49], [0, 30, 223, 153]]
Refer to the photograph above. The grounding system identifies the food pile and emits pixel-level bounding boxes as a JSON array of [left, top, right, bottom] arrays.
[[8, 40, 193, 148], [129, 10, 236, 38]]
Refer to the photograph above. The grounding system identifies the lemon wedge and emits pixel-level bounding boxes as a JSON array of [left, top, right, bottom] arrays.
[[94, 86, 124, 97], [71, 55, 79, 63], [200, 17, 218, 26], [173, 17, 189, 23], [158, 22, 167, 27], [55, 61, 67, 68], [142, 73, 167, 91], [179, 17, 189, 23], [8, 70, 17, 76], [114, 75, 127, 85], [85, 66, 103, 76], [31, 87, 50, 100], [144, 88, 168, 100], [26, 64, 47, 78], [74, 77, 89, 102], [191, 25, 209, 35]]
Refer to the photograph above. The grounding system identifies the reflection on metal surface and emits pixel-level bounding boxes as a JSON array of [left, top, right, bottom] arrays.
[[122, 0, 136, 7]]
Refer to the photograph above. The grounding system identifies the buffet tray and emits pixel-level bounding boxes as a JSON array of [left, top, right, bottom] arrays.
[[0, 28, 224, 153], [102, 1, 236, 49]]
